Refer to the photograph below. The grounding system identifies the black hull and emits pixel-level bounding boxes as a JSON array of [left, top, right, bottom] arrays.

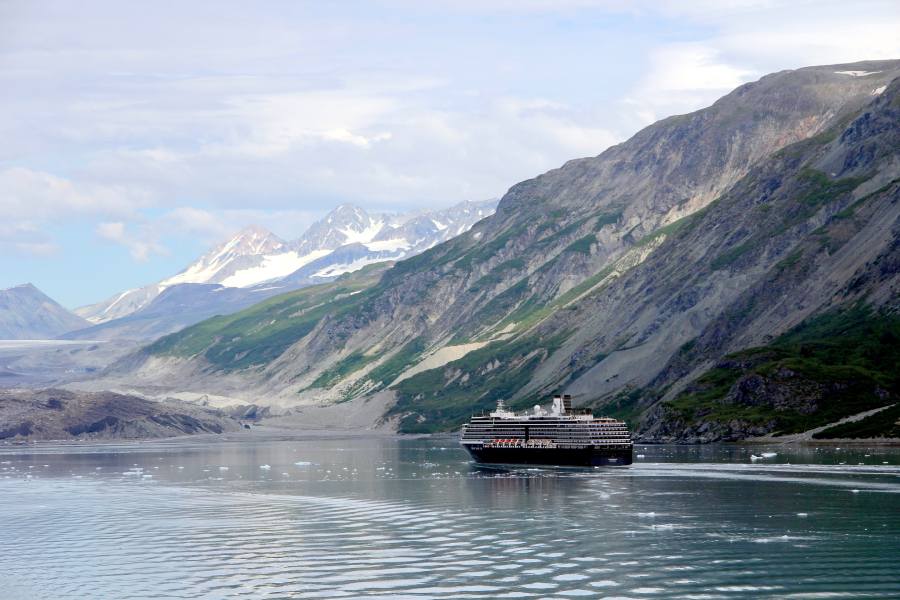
[[465, 445, 632, 467]]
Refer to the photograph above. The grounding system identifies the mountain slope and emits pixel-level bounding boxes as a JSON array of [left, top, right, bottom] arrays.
[[0, 284, 89, 339], [109, 60, 900, 434]]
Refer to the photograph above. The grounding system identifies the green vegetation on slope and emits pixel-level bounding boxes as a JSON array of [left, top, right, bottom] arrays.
[[307, 351, 376, 390], [663, 305, 900, 436], [348, 337, 429, 395], [633, 213, 695, 247], [388, 331, 571, 433], [147, 264, 387, 371]]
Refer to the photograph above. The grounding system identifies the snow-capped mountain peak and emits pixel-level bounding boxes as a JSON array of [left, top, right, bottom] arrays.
[[77, 199, 497, 325], [161, 226, 286, 287]]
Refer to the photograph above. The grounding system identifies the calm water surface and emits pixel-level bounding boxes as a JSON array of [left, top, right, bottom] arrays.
[[1, 435, 899, 599]]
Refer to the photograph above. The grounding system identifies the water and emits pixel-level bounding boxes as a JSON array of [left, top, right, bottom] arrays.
[[1, 436, 899, 599]]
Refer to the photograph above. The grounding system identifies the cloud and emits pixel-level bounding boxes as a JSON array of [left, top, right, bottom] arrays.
[[96, 221, 166, 261], [0, 222, 58, 257], [0, 167, 153, 259], [623, 43, 755, 126], [0, 167, 152, 220]]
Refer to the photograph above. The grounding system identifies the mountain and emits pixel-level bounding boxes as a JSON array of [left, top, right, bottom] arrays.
[[105, 60, 900, 439], [75, 199, 496, 331], [66, 199, 496, 343], [73, 226, 286, 324], [0, 284, 89, 339]]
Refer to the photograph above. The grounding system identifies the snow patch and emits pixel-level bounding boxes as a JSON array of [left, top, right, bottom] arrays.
[[365, 238, 411, 252], [834, 70, 881, 77], [338, 219, 385, 245], [220, 250, 330, 287], [313, 256, 386, 278]]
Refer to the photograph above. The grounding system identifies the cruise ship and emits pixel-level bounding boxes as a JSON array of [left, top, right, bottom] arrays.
[[460, 395, 633, 467]]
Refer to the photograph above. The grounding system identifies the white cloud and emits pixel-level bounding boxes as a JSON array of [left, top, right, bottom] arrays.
[[96, 221, 166, 261], [623, 44, 755, 125], [0, 167, 152, 220], [0, 222, 58, 257]]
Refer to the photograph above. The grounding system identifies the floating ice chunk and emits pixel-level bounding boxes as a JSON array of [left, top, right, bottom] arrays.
[[797, 512, 808, 517], [750, 455, 763, 461], [177, 466, 184, 470], [219, 466, 229, 471], [760, 452, 777, 458], [636, 454, 645, 459], [293, 461, 312, 466], [851, 489, 860, 494], [259, 464, 271, 470]]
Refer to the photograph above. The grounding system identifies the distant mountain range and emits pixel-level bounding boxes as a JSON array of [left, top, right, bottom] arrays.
[[0, 200, 494, 344], [61, 199, 495, 340], [103, 59, 900, 442], [0, 284, 89, 340]]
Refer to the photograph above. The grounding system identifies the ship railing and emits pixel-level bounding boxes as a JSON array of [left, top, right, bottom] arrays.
[[483, 438, 558, 449]]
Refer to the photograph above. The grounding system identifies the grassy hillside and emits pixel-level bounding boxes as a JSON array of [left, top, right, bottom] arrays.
[[146, 264, 389, 371]]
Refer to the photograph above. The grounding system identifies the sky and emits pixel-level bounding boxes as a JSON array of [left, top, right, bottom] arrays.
[[1, 0, 899, 308]]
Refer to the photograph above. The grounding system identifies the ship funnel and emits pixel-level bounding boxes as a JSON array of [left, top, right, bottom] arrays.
[[562, 394, 572, 414], [551, 394, 563, 415]]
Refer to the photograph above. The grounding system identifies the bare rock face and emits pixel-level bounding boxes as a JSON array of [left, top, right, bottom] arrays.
[[0, 389, 240, 442]]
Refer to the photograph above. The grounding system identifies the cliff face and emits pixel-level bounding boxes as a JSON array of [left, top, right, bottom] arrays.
[[109, 61, 900, 437]]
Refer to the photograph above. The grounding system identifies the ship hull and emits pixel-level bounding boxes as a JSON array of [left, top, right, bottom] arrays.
[[464, 445, 632, 467]]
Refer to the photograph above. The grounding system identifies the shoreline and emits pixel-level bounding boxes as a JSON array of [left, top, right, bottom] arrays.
[[3, 426, 898, 452]]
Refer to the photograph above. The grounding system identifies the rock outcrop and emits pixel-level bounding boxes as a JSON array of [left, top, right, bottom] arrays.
[[0, 388, 240, 441]]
